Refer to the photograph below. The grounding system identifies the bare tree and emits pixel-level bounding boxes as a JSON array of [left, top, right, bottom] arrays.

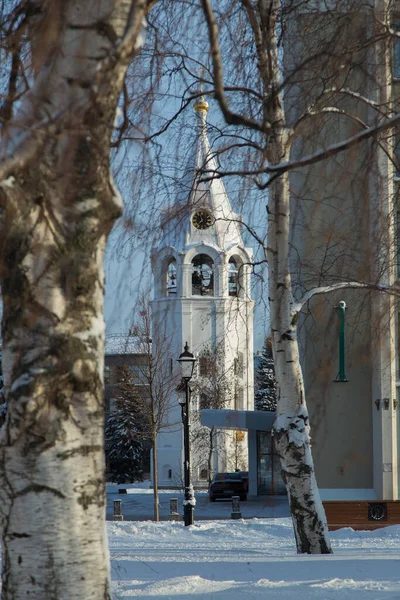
[[128, 298, 180, 520], [227, 430, 247, 473], [190, 344, 235, 483], [0, 1, 155, 596], [195, 0, 400, 554]]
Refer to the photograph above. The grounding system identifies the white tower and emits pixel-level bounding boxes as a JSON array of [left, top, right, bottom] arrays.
[[151, 97, 254, 487]]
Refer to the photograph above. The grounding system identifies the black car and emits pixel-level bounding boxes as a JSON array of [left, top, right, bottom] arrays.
[[208, 472, 247, 502]]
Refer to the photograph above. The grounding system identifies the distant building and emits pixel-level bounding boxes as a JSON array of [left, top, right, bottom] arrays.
[[151, 97, 254, 487], [104, 334, 150, 413]]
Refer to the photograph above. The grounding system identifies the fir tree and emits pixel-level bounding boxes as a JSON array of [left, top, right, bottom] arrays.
[[105, 366, 145, 484], [254, 337, 277, 412]]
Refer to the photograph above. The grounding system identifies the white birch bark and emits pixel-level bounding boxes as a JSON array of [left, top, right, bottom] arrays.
[[268, 138, 332, 554], [263, 0, 331, 555], [0, 1, 149, 597], [201, 0, 332, 553]]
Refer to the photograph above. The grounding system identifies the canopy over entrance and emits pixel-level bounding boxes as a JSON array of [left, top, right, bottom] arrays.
[[200, 409, 285, 496]]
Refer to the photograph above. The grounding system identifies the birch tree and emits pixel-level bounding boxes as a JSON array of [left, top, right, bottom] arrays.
[[0, 1, 154, 597], [196, 0, 400, 553]]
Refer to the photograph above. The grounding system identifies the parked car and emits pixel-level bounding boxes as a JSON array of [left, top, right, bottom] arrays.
[[208, 472, 247, 502]]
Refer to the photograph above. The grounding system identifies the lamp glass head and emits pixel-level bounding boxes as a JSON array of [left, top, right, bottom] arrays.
[[177, 342, 196, 380]]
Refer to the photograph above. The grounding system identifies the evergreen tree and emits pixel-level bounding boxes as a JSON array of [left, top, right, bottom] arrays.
[[254, 337, 277, 412], [105, 366, 145, 484]]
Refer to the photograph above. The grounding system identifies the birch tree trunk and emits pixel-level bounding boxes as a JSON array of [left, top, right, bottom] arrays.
[[201, 0, 332, 553], [268, 134, 332, 554], [0, 1, 149, 597], [263, 0, 331, 554]]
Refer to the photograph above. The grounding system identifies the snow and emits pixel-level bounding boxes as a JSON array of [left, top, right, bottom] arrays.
[[108, 518, 400, 599], [0, 480, 399, 597], [105, 482, 400, 598], [274, 405, 310, 447], [182, 484, 196, 506], [105, 334, 147, 356]]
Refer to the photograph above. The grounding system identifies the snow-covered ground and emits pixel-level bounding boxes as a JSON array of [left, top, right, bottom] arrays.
[[108, 483, 400, 599], [109, 518, 400, 599]]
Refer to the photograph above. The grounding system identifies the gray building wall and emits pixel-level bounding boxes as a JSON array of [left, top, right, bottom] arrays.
[[284, 5, 384, 492]]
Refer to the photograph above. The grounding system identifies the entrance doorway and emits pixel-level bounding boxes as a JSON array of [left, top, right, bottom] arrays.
[[257, 431, 286, 495]]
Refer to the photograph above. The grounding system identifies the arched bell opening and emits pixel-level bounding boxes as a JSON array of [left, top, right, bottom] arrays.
[[228, 254, 247, 298], [191, 254, 214, 296], [228, 257, 239, 297], [166, 258, 177, 296]]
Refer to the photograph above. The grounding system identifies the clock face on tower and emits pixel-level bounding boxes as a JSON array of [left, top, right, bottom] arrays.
[[192, 209, 213, 230]]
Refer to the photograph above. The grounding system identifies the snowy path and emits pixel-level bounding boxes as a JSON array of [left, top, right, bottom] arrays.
[[106, 486, 289, 521], [109, 518, 400, 599]]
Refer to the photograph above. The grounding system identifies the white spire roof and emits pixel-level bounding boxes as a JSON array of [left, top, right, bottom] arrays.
[[158, 100, 243, 252]]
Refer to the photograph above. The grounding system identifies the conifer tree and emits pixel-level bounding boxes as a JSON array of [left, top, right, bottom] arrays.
[[255, 337, 277, 412], [105, 365, 145, 484]]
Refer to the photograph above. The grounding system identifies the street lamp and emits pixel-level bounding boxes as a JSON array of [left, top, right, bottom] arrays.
[[177, 342, 197, 526]]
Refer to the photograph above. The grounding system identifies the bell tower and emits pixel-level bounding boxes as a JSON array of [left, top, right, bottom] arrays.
[[151, 97, 254, 487]]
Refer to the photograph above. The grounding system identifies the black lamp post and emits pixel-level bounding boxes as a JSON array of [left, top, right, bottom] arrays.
[[177, 342, 197, 526]]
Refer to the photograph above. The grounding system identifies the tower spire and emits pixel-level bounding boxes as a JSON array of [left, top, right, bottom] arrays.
[[193, 66, 209, 115]]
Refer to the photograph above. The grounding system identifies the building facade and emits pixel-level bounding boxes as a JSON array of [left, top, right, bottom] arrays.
[[104, 334, 150, 414], [150, 97, 254, 487], [284, 1, 400, 500]]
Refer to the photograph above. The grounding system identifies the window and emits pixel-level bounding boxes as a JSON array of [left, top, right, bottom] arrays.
[[397, 211, 400, 273], [199, 393, 208, 409], [397, 310, 400, 379], [166, 259, 177, 296], [104, 364, 111, 385], [199, 467, 209, 480], [192, 254, 214, 296], [238, 352, 244, 378], [395, 135, 400, 177], [128, 363, 150, 384], [199, 355, 209, 376], [162, 464, 172, 480], [234, 388, 244, 410], [234, 430, 245, 443], [239, 389, 244, 409], [394, 18, 400, 79], [228, 258, 238, 296]]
